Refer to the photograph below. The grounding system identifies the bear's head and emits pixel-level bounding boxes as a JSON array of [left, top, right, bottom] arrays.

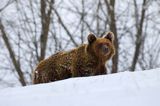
[[87, 32, 115, 62]]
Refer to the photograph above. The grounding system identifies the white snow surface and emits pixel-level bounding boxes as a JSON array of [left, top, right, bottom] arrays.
[[0, 68, 160, 106]]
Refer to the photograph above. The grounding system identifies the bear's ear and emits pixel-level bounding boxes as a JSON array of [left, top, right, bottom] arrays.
[[88, 33, 96, 44], [104, 32, 114, 43]]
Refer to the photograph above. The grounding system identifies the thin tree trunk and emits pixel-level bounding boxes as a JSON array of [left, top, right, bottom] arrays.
[[105, 0, 119, 73], [0, 20, 26, 86], [130, 0, 147, 71], [39, 0, 54, 61]]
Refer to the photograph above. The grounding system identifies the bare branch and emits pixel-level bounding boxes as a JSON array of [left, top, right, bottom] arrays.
[[53, 7, 78, 47]]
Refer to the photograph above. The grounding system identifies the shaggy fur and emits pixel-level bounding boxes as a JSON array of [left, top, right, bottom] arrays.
[[33, 32, 115, 84]]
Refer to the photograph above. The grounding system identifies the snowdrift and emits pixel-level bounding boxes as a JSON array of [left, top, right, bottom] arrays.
[[0, 68, 160, 106]]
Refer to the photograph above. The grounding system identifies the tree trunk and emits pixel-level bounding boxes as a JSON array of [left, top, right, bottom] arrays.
[[130, 0, 147, 71], [39, 0, 54, 61], [0, 20, 26, 86], [105, 0, 119, 73]]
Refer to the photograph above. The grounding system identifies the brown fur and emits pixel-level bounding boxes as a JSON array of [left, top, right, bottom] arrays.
[[33, 32, 115, 84]]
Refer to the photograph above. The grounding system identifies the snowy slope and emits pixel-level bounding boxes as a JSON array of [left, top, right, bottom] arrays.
[[0, 68, 160, 106]]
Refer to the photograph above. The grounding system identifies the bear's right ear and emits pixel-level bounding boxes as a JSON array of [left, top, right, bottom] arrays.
[[104, 32, 114, 43], [88, 33, 96, 44]]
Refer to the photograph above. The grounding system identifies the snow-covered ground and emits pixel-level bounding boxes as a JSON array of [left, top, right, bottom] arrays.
[[0, 68, 160, 106]]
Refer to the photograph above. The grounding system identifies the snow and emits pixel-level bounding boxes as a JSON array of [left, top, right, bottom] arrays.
[[0, 68, 160, 106]]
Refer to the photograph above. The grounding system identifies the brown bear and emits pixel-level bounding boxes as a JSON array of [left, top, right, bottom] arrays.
[[32, 32, 115, 84]]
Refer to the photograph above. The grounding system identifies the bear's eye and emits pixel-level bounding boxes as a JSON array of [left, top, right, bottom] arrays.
[[101, 45, 109, 54]]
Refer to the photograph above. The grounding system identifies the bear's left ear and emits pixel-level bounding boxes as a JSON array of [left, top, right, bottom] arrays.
[[104, 32, 114, 43], [88, 33, 96, 44]]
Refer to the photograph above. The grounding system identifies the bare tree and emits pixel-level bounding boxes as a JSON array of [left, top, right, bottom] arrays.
[[39, 0, 54, 61], [104, 0, 119, 73], [130, 0, 147, 71], [0, 20, 26, 86]]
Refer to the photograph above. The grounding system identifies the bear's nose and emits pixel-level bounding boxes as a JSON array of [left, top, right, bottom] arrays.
[[102, 45, 109, 54]]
